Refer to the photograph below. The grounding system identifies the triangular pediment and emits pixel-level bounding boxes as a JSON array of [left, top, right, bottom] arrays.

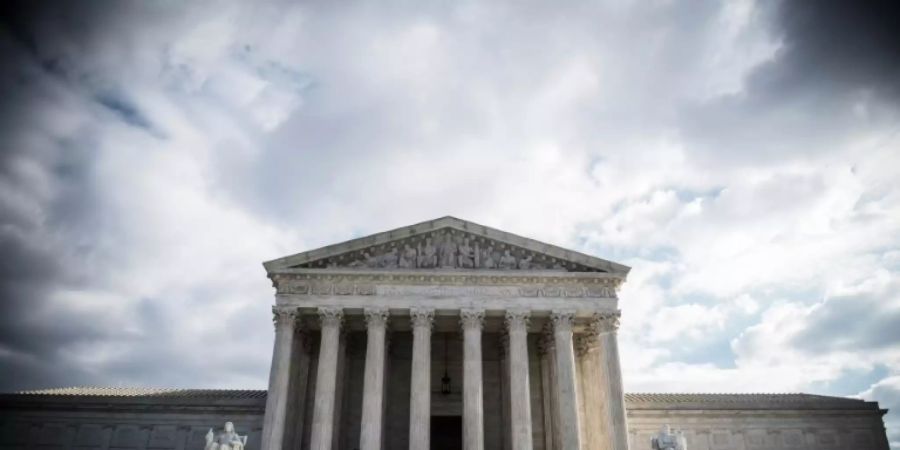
[[263, 216, 629, 275]]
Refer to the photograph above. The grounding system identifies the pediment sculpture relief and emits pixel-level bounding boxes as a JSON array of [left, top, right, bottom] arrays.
[[296, 229, 602, 272]]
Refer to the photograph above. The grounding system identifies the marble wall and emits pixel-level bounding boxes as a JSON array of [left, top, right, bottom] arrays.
[[627, 408, 890, 450], [0, 397, 264, 450]]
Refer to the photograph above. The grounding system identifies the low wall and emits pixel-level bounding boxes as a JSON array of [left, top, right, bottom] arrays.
[[0, 391, 265, 450], [626, 393, 890, 450]]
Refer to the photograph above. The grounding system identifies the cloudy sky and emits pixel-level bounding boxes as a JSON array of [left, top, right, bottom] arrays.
[[2, 0, 899, 445]]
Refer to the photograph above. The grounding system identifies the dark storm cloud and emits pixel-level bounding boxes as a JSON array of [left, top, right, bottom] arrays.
[[0, 1, 121, 79], [1, 0, 283, 392], [775, 0, 900, 101], [0, 224, 102, 389], [679, 0, 900, 164], [0, 0, 141, 390]]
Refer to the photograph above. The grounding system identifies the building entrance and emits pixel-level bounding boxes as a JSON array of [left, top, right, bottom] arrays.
[[430, 416, 462, 450]]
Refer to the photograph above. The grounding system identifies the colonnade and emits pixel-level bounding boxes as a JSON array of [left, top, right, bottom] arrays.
[[260, 306, 628, 450]]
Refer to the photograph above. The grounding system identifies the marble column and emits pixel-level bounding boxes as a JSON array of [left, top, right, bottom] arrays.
[[500, 334, 511, 450], [409, 308, 434, 450], [505, 310, 534, 450], [310, 307, 344, 450], [574, 335, 600, 450], [538, 334, 557, 450], [593, 311, 629, 450], [360, 308, 390, 450], [551, 310, 581, 450], [285, 329, 312, 450], [330, 330, 348, 448], [261, 306, 297, 450], [461, 308, 485, 450]]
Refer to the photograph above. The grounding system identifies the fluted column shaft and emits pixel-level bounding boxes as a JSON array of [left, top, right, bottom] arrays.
[[261, 306, 297, 450], [551, 311, 581, 450], [310, 307, 344, 450], [461, 309, 485, 450], [409, 308, 434, 450], [575, 335, 604, 450], [538, 334, 559, 450], [506, 310, 534, 450], [360, 308, 390, 450], [285, 329, 312, 450], [594, 311, 629, 450]]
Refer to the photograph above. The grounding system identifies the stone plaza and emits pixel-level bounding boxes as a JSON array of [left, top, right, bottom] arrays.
[[0, 217, 892, 450]]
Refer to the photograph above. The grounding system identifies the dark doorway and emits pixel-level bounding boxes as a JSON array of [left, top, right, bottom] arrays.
[[430, 416, 462, 450]]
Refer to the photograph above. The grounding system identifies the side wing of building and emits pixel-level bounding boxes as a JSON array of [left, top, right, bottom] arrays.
[[0, 389, 889, 450], [0, 389, 266, 450], [627, 393, 891, 450]]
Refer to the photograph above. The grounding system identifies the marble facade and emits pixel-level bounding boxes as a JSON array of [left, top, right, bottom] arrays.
[[261, 217, 632, 450], [0, 217, 891, 450]]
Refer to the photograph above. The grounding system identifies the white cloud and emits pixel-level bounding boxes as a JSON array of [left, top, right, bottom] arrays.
[[861, 376, 900, 448]]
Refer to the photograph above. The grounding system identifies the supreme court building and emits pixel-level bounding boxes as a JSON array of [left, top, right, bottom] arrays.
[[0, 217, 892, 450], [260, 216, 632, 450]]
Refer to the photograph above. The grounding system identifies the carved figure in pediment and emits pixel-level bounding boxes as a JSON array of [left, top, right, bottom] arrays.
[[417, 237, 438, 268], [518, 255, 532, 270], [480, 246, 497, 269], [380, 247, 399, 268], [348, 251, 379, 268], [348, 258, 364, 268], [399, 244, 417, 268], [499, 249, 517, 270], [458, 238, 475, 268], [367, 252, 380, 267], [439, 232, 457, 268], [205, 422, 247, 450]]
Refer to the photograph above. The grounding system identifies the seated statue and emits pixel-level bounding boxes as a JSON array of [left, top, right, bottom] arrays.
[[205, 422, 247, 450], [651, 424, 686, 450], [498, 249, 517, 270]]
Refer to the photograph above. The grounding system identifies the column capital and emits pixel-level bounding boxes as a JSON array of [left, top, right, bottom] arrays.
[[574, 334, 596, 356], [317, 307, 344, 328], [504, 309, 530, 332], [410, 308, 435, 329], [591, 310, 621, 334], [550, 310, 576, 333], [363, 307, 390, 329], [272, 306, 298, 328], [460, 308, 485, 331]]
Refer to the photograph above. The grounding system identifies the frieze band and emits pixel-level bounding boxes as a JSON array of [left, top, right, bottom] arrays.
[[275, 281, 618, 298]]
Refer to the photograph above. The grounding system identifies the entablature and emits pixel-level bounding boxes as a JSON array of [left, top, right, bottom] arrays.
[[269, 268, 623, 299]]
